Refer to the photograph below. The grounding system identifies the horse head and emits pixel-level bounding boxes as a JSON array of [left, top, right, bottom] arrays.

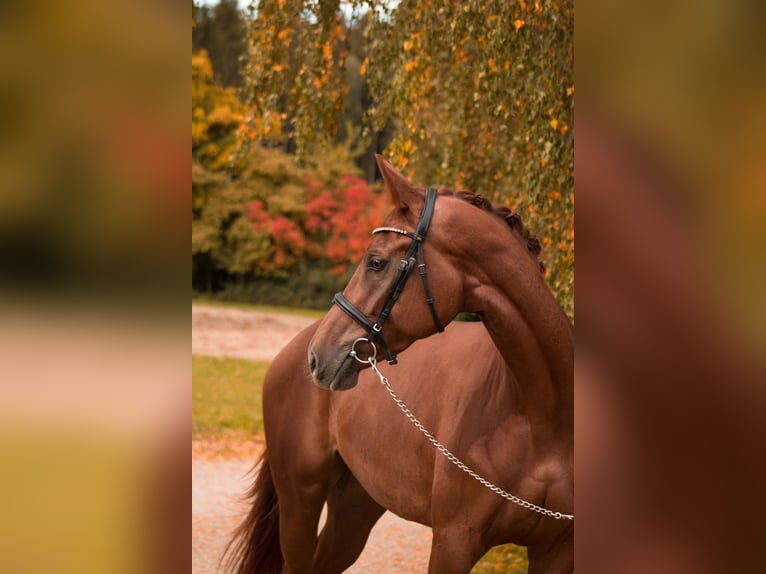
[[308, 155, 465, 390]]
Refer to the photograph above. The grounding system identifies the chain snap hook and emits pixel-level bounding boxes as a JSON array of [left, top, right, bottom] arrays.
[[349, 338, 377, 365]]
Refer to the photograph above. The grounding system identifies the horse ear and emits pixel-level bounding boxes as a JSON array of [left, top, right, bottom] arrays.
[[375, 154, 422, 211]]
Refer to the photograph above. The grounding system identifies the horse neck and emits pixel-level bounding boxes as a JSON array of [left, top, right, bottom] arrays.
[[463, 235, 574, 440]]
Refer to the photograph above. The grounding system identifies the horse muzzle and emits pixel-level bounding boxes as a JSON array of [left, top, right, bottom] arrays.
[[308, 345, 362, 391]]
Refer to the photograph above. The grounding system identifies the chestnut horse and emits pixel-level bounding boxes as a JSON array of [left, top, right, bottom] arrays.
[[226, 156, 573, 573]]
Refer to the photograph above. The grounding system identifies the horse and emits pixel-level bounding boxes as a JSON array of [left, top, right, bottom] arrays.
[[226, 155, 574, 573]]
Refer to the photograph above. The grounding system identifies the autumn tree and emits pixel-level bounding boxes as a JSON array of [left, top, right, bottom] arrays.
[[192, 0, 248, 88], [240, 0, 574, 317], [239, 0, 348, 158], [192, 49, 245, 218]]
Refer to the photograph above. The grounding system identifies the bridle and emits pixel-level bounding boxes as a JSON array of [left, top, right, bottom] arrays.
[[332, 187, 444, 364]]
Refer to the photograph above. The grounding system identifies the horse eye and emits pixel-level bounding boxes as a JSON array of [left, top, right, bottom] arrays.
[[368, 257, 386, 272]]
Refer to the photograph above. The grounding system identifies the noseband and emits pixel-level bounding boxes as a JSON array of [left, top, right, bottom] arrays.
[[332, 188, 444, 364]]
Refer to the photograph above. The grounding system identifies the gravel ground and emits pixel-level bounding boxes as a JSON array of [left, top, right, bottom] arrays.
[[192, 455, 432, 573], [192, 303, 433, 573], [192, 304, 316, 361]]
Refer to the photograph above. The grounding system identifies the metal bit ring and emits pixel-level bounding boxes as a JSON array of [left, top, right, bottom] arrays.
[[350, 338, 377, 364]]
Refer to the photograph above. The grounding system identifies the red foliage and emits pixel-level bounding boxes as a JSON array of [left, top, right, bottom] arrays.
[[271, 216, 305, 256], [319, 176, 388, 275], [305, 192, 335, 234], [251, 174, 389, 277], [248, 200, 271, 229]]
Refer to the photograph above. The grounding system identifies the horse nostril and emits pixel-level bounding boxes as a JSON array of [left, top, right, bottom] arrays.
[[308, 350, 318, 375]]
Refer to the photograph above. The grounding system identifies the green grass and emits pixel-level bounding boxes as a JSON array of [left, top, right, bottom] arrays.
[[473, 544, 529, 573], [192, 355, 270, 437], [191, 296, 326, 319]]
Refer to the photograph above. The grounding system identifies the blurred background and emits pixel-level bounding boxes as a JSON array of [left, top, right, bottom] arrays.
[[191, 0, 574, 317]]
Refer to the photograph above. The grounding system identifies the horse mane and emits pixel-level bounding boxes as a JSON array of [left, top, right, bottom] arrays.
[[445, 190, 546, 274]]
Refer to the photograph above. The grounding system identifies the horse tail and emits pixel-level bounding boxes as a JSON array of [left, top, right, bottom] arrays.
[[222, 447, 283, 574]]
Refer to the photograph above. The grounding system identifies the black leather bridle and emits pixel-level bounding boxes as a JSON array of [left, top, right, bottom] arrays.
[[332, 187, 444, 364]]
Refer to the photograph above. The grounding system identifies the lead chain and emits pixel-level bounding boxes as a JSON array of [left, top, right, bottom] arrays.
[[369, 359, 574, 521]]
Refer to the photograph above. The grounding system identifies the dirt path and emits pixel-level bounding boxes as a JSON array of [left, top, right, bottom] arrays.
[[192, 303, 432, 573], [192, 304, 318, 361], [192, 454, 432, 573]]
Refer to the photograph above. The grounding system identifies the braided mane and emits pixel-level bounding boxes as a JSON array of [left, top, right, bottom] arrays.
[[445, 190, 546, 274]]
